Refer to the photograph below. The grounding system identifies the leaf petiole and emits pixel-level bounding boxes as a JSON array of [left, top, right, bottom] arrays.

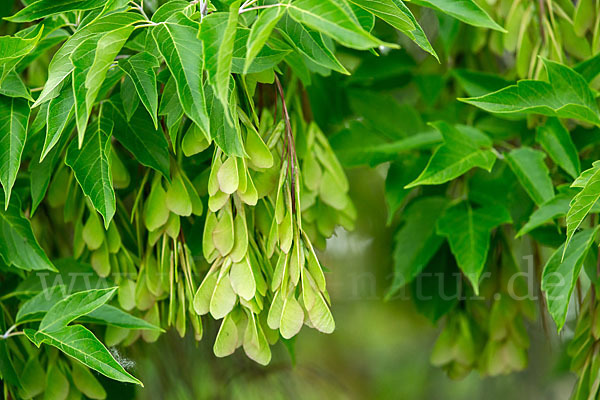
[[0, 325, 24, 339], [239, 3, 284, 14]]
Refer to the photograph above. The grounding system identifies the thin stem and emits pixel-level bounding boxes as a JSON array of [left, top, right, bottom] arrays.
[[239, 3, 283, 14], [1, 325, 23, 339], [135, 22, 161, 28], [130, 0, 149, 20], [186, 0, 200, 7], [1, 332, 24, 339], [274, 75, 297, 214], [3, 324, 16, 337], [200, 0, 208, 18], [241, 0, 259, 9]]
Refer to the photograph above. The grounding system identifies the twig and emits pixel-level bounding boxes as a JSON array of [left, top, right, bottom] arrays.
[[241, 0, 259, 8], [274, 75, 297, 214], [0, 325, 23, 339], [130, 0, 149, 20], [135, 22, 161, 28]]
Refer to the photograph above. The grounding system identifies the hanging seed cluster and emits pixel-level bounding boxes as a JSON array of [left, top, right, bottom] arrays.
[[568, 289, 600, 399], [18, 354, 113, 400], [196, 107, 344, 364], [431, 249, 534, 379], [49, 84, 355, 364]]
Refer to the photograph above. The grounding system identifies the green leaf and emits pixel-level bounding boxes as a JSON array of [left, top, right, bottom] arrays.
[[71, 24, 135, 144], [287, 0, 387, 50], [65, 115, 116, 228], [244, 6, 284, 74], [505, 147, 554, 205], [0, 95, 29, 207], [201, 3, 239, 114], [41, 77, 74, 160], [535, 118, 580, 180], [33, 12, 144, 108], [205, 81, 244, 157], [348, 0, 415, 32], [16, 26, 70, 73], [151, 0, 188, 23], [16, 285, 66, 323], [83, 305, 163, 331], [572, 162, 600, 188], [0, 197, 56, 272], [405, 122, 496, 188], [28, 325, 142, 385], [277, 14, 348, 74], [157, 76, 184, 145], [232, 30, 290, 74], [0, 71, 33, 101], [30, 122, 72, 214], [0, 25, 44, 84], [105, 99, 170, 179], [453, 69, 513, 97], [7, 0, 109, 23], [331, 120, 440, 167], [382, 0, 437, 59], [516, 192, 572, 237], [39, 288, 117, 332], [347, 90, 425, 139], [460, 59, 600, 126], [410, 248, 459, 322], [350, 1, 376, 31], [120, 74, 140, 121], [411, 0, 505, 31], [386, 197, 447, 298], [565, 165, 600, 255], [542, 227, 600, 331], [574, 53, 600, 83], [384, 155, 428, 224], [436, 202, 512, 293], [153, 13, 210, 136], [118, 52, 160, 128]]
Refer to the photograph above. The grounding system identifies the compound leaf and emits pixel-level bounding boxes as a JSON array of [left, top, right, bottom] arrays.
[[28, 325, 142, 385], [460, 59, 600, 126]]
